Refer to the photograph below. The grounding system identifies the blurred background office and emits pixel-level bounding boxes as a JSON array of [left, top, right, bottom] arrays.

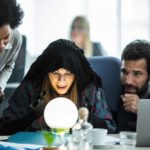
[[0, 0, 149, 81], [17, 0, 150, 72]]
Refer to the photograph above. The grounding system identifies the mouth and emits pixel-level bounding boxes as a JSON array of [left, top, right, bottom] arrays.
[[56, 86, 68, 95], [57, 86, 67, 90], [124, 87, 136, 94]]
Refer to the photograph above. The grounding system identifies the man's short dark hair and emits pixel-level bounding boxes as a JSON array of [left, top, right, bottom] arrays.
[[0, 0, 24, 29], [121, 39, 150, 75]]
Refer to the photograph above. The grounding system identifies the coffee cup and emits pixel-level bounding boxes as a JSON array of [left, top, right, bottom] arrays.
[[92, 128, 108, 145]]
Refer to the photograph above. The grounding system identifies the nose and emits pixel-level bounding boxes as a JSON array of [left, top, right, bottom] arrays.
[[58, 75, 66, 81], [125, 74, 134, 85]]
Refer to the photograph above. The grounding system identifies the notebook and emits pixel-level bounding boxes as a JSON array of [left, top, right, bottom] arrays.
[[7, 131, 69, 147], [136, 99, 150, 147], [7, 131, 48, 146]]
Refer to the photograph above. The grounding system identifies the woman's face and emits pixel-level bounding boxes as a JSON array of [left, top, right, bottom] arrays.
[[0, 24, 11, 53], [48, 68, 75, 95]]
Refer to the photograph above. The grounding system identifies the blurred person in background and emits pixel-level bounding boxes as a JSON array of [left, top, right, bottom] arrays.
[[0, 0, 24, 102], [69, 16, 107, 57]]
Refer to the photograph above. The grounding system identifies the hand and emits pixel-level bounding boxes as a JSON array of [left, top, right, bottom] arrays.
[[34, 101, 47, 119], [121, 93, 139, 114], [0, 88, 4, 103], [33, 91, 50, 118]]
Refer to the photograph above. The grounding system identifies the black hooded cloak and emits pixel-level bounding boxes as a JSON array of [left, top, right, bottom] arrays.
[[24, 39, 102, 94]]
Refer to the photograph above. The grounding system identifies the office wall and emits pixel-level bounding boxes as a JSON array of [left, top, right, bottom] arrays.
[[18, 0, 88, 56], [17, 0, 150, 70]]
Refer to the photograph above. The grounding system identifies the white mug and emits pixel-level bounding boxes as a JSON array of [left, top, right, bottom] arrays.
[[92, 128, 108, 145]]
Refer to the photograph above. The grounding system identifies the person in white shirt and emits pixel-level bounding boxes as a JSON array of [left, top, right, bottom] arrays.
[[0, 0, 24, 102]]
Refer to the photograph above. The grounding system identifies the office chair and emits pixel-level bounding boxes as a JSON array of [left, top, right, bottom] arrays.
[[88, 56, 122, 115]]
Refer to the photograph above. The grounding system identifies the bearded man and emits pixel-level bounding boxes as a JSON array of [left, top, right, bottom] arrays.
[[117, 39, 150, 132]]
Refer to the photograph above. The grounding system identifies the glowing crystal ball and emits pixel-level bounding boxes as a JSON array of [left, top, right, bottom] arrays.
[[44, 97, 78, 129]]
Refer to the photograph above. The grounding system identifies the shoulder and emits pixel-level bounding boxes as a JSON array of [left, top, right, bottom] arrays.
[[85, 81, 97, 91], [21, 79, 40, 92], [13, 79, 40, 99], [17, 80, 33, 91]]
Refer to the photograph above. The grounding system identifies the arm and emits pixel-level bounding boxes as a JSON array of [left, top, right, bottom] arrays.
[[0, 111, 35, 135], [0, 80, 46, 135], [0, 30, 22, 91], [83, 84, 116, 133], [2, 80, 33, 120], [0, 102, 46, 135]]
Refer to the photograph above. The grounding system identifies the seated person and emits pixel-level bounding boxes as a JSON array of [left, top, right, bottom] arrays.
[[70, 16, 107, 57], [0, 39, 116, 135], [117, 39, 150, 132]]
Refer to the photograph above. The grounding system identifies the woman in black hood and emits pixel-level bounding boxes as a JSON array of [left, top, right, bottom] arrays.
[[0, 39, 116, 135]]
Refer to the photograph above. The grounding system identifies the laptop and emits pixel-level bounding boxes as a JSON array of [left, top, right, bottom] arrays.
[[136, 99, 150, 147]]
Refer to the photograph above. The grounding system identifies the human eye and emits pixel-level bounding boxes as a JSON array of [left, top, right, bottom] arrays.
[[121, 68, 127, 75], [3, 40, 9, 46], [3, 34, 9, 43], [133, 71, 142, 77], [66, 71, 72, 76]]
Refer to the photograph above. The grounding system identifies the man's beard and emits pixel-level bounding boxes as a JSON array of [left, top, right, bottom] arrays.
[[123, 81, 149, 98]]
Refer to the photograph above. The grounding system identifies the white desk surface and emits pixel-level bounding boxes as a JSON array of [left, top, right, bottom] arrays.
[[98, 134, 150, 150], [0, 134, 150, 150], [93, 145, 150, 150]]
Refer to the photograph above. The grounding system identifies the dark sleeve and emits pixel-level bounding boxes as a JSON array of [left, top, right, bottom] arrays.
[[116, 101, 137, 132], [0, 80, 46, 135], [83, 85, 116, 133], [0, 111, 35, 135], [2, 81, 33, 120], [0, 99, 47, 135]]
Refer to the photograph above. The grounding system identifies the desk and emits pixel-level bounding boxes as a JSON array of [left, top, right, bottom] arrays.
[[93, 145, 150, 150], [0, 134, 150, 150], [99, 134, 150, 150]]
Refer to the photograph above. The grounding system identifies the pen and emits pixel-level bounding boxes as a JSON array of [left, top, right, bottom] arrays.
[[114, 141, 120, 145]]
